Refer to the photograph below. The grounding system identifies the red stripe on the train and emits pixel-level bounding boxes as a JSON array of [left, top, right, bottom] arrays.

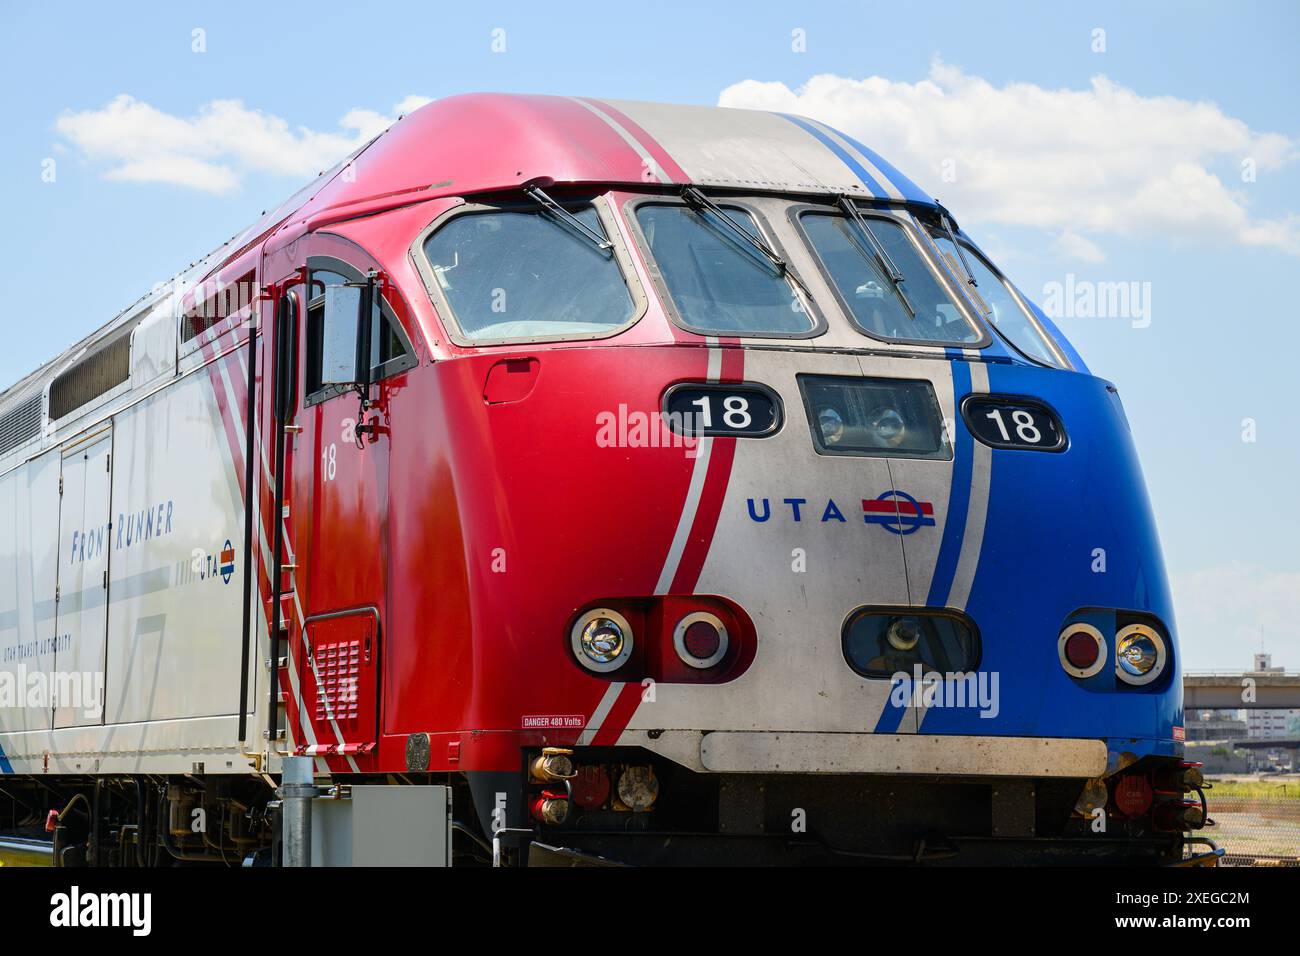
[[590, 682, 645, 747], [668, 346, 745, 594], [578, 98, 691, 183]]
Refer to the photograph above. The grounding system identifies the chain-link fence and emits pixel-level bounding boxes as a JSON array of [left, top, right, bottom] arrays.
[[1208, 792, 1300, 866]]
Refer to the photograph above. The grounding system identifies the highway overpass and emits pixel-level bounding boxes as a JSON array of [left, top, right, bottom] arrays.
[[1183, 671, 1300, 710]]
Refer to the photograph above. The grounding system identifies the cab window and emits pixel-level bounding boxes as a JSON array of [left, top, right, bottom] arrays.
[[799, 211, 982, 346], [633, 203, 815, 336], [421, 205, 637, 343]]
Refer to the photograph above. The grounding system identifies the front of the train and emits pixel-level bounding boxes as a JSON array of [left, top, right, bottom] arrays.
[[372, 95, 1203, 865]]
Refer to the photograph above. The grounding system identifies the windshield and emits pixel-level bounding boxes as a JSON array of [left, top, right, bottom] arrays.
[[634, 203, 815, 336], [801, 212, 982, 346], [422, 205, 636, 342], [930, 235, 1067, 368]]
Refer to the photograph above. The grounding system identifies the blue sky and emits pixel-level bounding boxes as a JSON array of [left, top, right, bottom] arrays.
[[2, 1, 1297, 669]]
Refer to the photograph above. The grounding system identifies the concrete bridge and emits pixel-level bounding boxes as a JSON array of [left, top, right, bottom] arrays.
[[1183, 671, 1300, 710]]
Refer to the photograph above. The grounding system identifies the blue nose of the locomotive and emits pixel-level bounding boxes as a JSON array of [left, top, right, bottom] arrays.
[[911, 361, 1182, 760]]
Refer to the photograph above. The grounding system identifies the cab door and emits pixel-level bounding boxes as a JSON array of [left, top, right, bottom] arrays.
[[287, 247, 416, 754]]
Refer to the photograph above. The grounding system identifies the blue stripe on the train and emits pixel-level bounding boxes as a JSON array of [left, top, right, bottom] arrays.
[[0, 739, 13, 775], [826, 127, 932, 204], [873, 690, 910, 733], [926, 360, 973, 607], [779, 113, 889, 197]]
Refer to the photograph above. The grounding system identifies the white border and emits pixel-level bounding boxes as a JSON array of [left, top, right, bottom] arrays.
[[672, 611, 730, 669], [1114, 623, 1168, 686], [1058, 622, 1107, 679], [571, 608, 634, 674]]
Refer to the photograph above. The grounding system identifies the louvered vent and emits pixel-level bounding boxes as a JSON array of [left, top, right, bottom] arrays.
[[0, 394, 43, 456], [48, 325, 133, 421]]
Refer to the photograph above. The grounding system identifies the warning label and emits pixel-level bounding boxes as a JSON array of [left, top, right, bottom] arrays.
[[521, 715, 586, 730]]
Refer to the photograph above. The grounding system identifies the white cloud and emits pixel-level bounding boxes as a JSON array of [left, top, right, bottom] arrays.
[[719, 61, 1300, 258], [1053, 230, 1107, 264], [1170, 565, 1300, 671], [55, 94, 430, 193], [393, 95, 434, 116]]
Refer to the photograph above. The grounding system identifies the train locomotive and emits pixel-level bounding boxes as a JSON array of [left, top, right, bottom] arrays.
[[0, 94, 1206, 866]]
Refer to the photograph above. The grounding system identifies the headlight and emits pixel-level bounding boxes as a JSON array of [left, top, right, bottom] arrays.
[[571, 608, 634, 673], [818, 406, 844, 445], [886, 617, 920, 651], [842, 608, 980, 678], [868, 406, 906, 447], [1114, 623, 1167, 686], [799, 375, 950, 460]]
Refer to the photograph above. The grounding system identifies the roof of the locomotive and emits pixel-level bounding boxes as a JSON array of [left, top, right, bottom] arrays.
[[306, 93, 936, 209], [0, 93, 940, 412]]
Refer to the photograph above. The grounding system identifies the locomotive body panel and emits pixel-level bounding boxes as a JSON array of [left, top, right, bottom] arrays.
[[0, 344, 253, 773]]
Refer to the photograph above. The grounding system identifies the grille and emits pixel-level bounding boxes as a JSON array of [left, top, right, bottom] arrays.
[[0, 395, 43, 456], [313, 639, 362, 723]]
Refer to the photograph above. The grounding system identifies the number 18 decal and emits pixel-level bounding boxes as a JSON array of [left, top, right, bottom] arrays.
[[662, 383, 782, 438], [962, 396, 1066, 452]]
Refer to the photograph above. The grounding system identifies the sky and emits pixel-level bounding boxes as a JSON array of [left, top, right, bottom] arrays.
[[1, 0, 1297, 670]]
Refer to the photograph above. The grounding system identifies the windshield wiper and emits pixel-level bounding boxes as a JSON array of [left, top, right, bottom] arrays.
[[523, 184, 613, 254], [680, 186, 812, 301], [682, 186, 785, 273], [937, 207, 987, 307], [835, 195, 915, 319], [935, 208, 992, 320]]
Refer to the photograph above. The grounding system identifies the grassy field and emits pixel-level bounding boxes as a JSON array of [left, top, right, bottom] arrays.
[[1206, 778, 1300, 799]]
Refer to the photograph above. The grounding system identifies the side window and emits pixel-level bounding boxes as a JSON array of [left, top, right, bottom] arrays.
[[304, 271, 347, 395], [930, 234, 1068, 368], [304, 266, 413, 400]]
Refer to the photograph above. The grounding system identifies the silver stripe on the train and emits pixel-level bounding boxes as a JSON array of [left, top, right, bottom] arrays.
[[915, 361, 993, 733], [946, 360, 992, 612]]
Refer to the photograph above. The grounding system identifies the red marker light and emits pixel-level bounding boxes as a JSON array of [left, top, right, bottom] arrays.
[[1057, 623, 1105, 679], [674, 611, 729, 669], [1064, 631, 1100, 670], [683, 620, 721, 660]]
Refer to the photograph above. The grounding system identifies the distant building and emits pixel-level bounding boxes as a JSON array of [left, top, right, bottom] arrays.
[[1186, 709, 1246, 742], [1245, 654, 1300, 739]]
